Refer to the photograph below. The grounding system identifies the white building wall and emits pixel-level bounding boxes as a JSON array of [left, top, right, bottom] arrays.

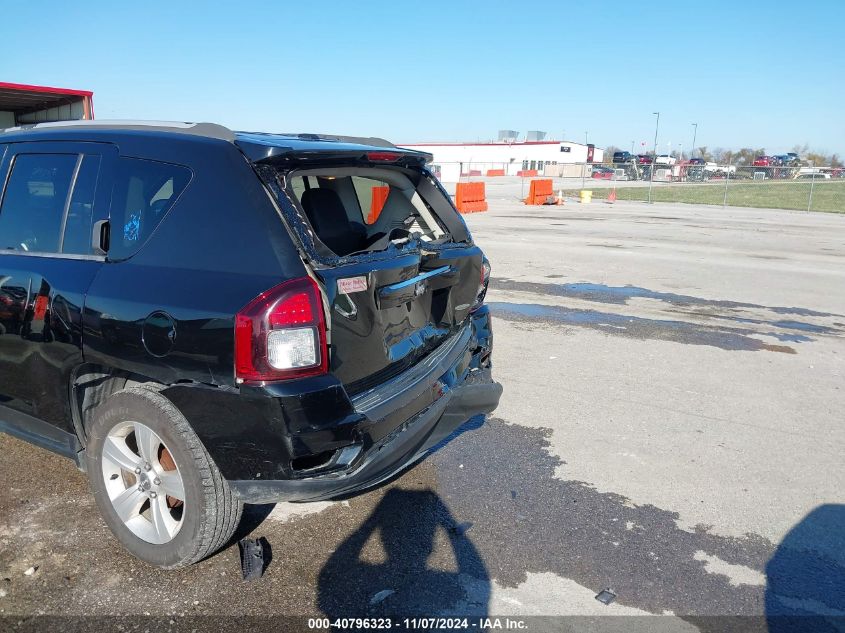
[[17, 100, 85, 124], [401, 141, 603, 181]]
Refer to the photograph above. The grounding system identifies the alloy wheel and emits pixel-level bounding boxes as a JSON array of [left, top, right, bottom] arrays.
[[100, 421, 186, 544]]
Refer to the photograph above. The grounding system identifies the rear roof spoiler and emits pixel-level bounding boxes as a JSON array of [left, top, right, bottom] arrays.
[[235, 131, 433, 166]]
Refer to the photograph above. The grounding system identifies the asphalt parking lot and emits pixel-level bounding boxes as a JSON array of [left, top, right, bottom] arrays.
[[1, 198, 844, 630]]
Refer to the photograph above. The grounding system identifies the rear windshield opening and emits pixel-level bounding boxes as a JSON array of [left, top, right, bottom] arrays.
[[282, 167, 451, 257]]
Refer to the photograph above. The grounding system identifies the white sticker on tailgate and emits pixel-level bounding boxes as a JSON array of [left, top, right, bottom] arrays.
[[337, 276, 368, 294]]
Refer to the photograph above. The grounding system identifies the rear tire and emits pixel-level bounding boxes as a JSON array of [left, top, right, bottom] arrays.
[[85, 386, 242, 568]]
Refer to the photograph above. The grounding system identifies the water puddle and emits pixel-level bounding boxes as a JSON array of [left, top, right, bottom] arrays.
[[488, 301, 798, 353], [491, 279, 843, 320]]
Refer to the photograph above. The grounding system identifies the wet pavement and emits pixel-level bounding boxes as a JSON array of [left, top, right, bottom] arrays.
[[1, 200, 844, 631]]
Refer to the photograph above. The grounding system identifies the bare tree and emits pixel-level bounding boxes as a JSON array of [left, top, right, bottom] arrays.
[[791, 143, 810, 159], [734, 148, 766, 165], [805, 152, 828, 167]]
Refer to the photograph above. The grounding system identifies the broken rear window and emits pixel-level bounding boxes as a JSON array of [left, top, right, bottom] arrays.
[[283, 167, 450, 257]]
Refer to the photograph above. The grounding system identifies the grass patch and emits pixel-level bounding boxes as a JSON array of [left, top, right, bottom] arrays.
[[567, 180, 845, 213]]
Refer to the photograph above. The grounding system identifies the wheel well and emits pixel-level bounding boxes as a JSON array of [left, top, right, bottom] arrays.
[[70, 366, 165, 447]]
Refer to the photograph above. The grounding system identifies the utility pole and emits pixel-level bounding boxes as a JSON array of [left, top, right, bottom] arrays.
[[648, 112, 660, 203], [582, 131, 589, 189], [691, 123, 698, 159]]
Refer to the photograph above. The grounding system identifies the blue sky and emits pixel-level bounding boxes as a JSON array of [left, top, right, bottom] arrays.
[[2, 0, 843, 154]]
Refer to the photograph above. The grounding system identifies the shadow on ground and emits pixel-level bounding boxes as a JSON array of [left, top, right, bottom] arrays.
[[426, 417, 805, 630], [765, 504, 845, 632], [2, 415, 843, 628], [317, 488, 489, 617]]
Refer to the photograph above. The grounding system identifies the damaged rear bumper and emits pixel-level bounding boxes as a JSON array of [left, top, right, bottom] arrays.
[[165, 305, 500, 504], [229, 374, 501, 503]]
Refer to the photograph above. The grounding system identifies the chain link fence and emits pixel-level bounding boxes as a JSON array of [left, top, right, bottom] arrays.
[[435, 160, 845, 213]]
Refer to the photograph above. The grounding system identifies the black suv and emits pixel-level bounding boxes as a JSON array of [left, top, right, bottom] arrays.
[[0, 121, 501, 568], [612, 151, 634, 164]]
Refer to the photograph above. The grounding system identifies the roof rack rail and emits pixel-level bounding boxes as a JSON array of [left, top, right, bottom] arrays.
[[0, 120, 235, 142]]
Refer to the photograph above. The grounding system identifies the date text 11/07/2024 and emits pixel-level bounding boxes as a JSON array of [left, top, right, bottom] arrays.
[[307, 617, 529, 630]]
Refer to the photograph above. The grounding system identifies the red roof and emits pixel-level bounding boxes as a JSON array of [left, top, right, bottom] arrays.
[[0, 81, 93, 97]]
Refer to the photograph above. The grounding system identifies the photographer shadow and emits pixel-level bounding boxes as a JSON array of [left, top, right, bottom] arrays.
[[765, 503, 845, 632], [317, 487, 490, 618]]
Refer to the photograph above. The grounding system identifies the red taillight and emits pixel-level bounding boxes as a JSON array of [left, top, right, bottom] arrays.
[[235, 277, 328, 383], [366, 151, 401, 162], [269, 290, 314, 327]]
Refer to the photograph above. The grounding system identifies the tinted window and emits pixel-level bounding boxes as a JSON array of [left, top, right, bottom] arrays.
[[109, 157, 191, 260], [0, 153, 77, 253], [62, 155, 101, 255]]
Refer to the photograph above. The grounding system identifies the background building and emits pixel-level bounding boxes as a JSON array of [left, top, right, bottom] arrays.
[[0, 82, 94, 128], [401, 136, 603, 182]]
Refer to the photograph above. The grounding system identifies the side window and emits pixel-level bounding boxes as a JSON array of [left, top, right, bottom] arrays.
[[62, 155, 101, 255], [108, 157, 191, 260], [0, 153, 77, 253], [351, 176, 391, 225], [290, 175, 308, 203]]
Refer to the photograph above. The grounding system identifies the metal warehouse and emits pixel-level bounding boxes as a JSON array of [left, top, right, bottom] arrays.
[[0, 81, 94, 128], [401, 135, 604, 182]]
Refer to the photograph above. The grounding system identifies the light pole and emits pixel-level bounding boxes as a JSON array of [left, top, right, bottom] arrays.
[[648, 112, 660, 203], [582, 132, 589, 188], [690, 123, 698, 159], [631, 140, 635, 154]]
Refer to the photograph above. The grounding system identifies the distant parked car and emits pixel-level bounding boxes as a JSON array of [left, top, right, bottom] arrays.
[[797, 172, 831, 180], [636, 154, 653, 164], [685, 165, 705, 181], [752, 156, 774, 166], [591, 166, 614, 179], [771, 155, 800, 167], [687, 158, 706, 165], [654, 155, 677, 166], [704, 162, 736, 174], [612, 151, 634, 164]]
